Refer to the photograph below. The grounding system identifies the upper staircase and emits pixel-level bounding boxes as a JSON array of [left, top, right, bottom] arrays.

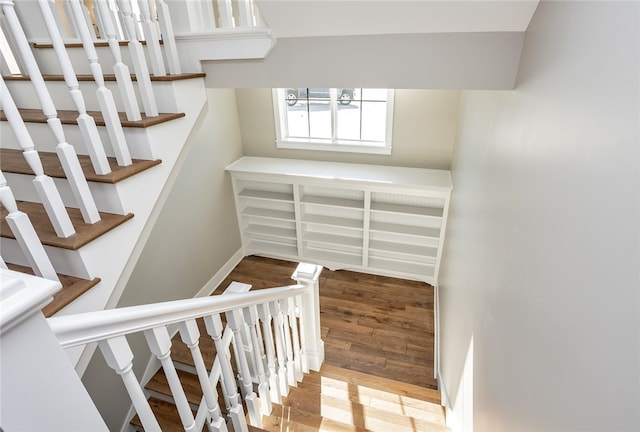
[[0, 0, 270, 368]]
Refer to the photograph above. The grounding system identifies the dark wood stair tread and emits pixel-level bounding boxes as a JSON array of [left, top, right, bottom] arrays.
[[32, 39, 161, 49], [0, 201, 133, 250], [1, 108, 185, 128], [146, 369, 204, 406], [6, 263, 100, 317], [0, 148, 161, 183], [3, 72, 205, 82], [130, 397, 196, 432]]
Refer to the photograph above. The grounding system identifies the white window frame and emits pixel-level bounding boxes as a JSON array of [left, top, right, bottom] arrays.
[[272, 88, 395, 155]]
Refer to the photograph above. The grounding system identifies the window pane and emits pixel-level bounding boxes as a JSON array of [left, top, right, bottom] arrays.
[[361, 88, 387, 101], [361, 101, 387, 142], [286, 103, 309, 138], [308, 100, 332, 139], [336, 100, 361, 141]]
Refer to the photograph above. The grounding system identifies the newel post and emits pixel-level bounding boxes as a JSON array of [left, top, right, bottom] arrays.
[[292, 263, 324, 371]]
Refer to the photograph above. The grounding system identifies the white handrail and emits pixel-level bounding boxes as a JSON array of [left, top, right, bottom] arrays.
[[48, 283, 306, 348]]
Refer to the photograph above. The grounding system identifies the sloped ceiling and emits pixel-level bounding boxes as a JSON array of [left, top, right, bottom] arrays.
[[255, 0, 540, 38]]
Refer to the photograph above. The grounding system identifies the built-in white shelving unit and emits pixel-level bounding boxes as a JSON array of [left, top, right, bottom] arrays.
[[226, 157, 453, 284]]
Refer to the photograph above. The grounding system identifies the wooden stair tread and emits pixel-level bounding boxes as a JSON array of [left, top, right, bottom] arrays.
[[32, 39, 161, 49], [146, 369, 204, 406], [0, 201, 133, 250], [265, 403, 368, 432], [6, 263, 100, 317], [3, 72, 205, 82], [0, 148, 161, 183], [282, 386, 446, 431], [0, 108, 184, 128], [169, 318, 218, 369], [294, 372, 445, 421], [228, 422, 268, 432], [315, 364, 441, 405], [130, 397, 196, 432]]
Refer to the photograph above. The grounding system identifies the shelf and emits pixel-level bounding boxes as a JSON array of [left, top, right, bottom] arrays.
[[247, 240, 298, 257], [242, 207, 295, 221], [301, 195, 364, 209], [239, 189, 294, 202], [304, 248, 363, 267], [369, 221, 440, 238], [369, 240, 437, 258], [302, 214, 363, 229], [245, 224, 296, 240], [368, 257, 435, 278], [304, 232, 363, 249], [371, 201, 443, 218]]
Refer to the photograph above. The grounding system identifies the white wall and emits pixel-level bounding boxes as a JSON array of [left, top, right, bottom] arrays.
[[236, 88, 460, 170], [439, 1, 639, 431], [81, 89, 244, 430]]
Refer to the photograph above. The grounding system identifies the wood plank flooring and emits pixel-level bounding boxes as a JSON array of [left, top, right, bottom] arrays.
[[218, 256, 438, 390]]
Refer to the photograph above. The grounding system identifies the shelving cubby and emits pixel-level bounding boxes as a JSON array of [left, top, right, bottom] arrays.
[[226, 157, 452, 284]]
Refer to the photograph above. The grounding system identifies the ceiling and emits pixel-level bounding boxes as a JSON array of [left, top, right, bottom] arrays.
[[255, 0, 540, 39]]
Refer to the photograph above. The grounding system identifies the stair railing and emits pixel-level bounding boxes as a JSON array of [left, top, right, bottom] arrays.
[[0, 171, 58, 281], [0, 74, 75, 238], [116, 0, 159, 117], [47, 262, 324, 432], [1, 0, 101, 225], [36, 0, 112, 176], [65, 0, 134, 167]]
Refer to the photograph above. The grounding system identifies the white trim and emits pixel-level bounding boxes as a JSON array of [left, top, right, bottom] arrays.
[[195, 248, 245, 298]]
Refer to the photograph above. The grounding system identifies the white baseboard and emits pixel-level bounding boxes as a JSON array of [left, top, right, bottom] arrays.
[[196, 248, 245, 298]]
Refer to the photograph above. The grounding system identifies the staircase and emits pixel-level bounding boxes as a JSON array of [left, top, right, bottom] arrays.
[[0, 0, 269, 370]]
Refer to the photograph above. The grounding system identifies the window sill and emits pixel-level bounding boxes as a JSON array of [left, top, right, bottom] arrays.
[[276, 140, 392, 155]]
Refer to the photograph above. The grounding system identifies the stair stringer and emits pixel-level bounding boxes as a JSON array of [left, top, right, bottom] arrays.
[[53, 77, 207, 369]]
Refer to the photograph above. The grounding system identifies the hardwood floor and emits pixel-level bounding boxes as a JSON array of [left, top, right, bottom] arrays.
[[218, 255, 438, 390]]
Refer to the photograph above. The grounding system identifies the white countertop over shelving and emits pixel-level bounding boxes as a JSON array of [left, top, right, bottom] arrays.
[[226, 157, 453, 192]]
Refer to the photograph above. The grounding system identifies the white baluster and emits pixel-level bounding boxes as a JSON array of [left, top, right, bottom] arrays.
[[269, 300, 289, 396], [217, 0, 234, 28], [177, 319, 228, 432], [243, 305, 272, 415], [117, 0, 158, 117], [295, 294, 309, 373], [0, 76, 75, 238], [287, 296, 303, 382], [236, 0, 253, 27], [154, 0, 180, 74], [0, 172, 58, 281], [67, 0, 133, 167], [137, 0, 165, 76], [204, 314, 249, 432], [278, 298, 296, 387], [1, 0, 100, 224], [93, 0, 142, 121], [257, 302, 281, 403], [226, 308, 262, 427], [98, 336, 161, 432], [144, 326, 197, 432], [37, 0, 111, 176], [293, 263, 325, 371]]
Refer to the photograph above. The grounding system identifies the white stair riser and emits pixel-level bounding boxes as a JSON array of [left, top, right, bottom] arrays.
[[3, 172, 126, 215], [4, 79, 180, 114], [0, 238, 90, 279], [31, 44, 171, 78], [1, 120, 156, 160]]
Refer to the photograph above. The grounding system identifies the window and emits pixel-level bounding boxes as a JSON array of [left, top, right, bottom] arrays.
[[272, 88, 394, 154]]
